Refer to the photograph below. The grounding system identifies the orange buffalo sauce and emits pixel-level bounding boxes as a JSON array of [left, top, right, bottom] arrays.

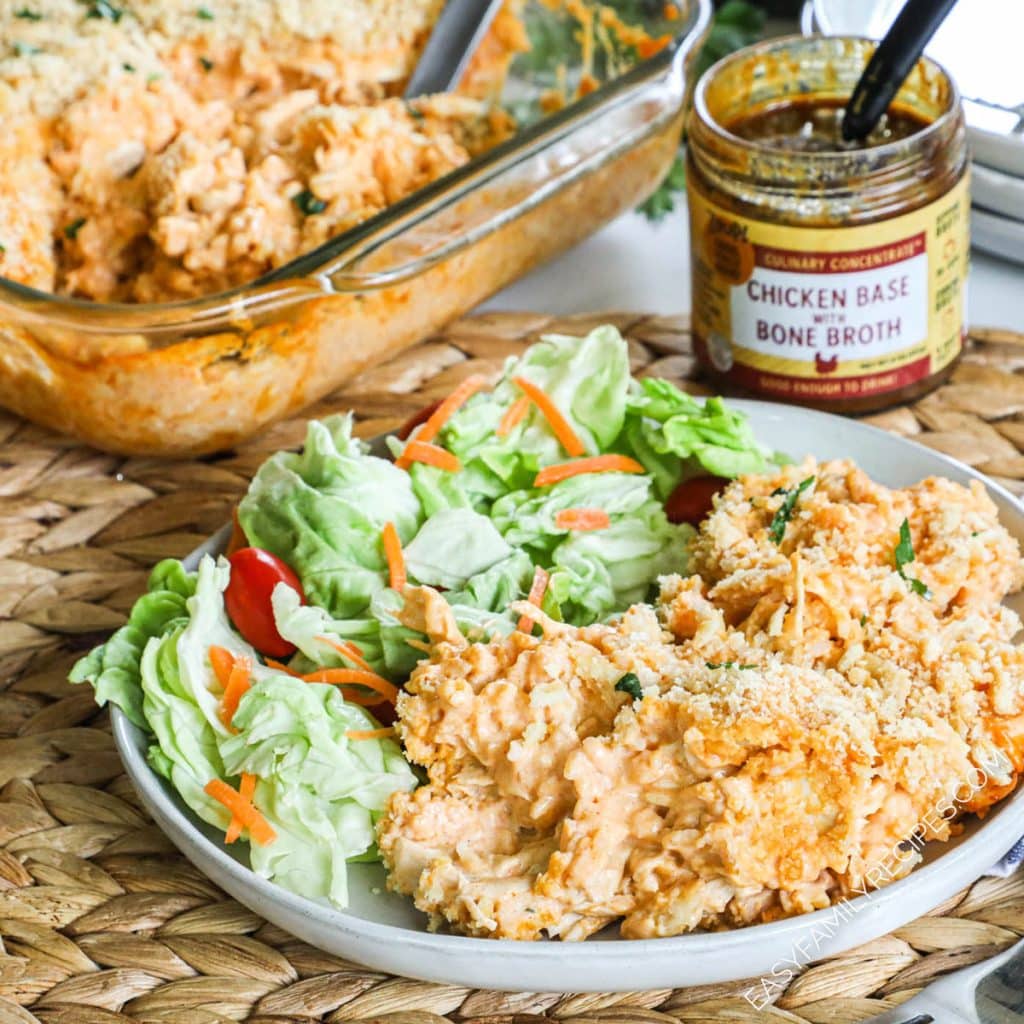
[[686, 37, 969, 414]]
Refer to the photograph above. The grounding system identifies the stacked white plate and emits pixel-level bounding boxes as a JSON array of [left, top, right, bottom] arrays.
[[804, 0, 1024, 265]]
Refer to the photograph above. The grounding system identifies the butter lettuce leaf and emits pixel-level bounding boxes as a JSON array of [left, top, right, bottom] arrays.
[[403, 508, 512, 590], [271, 583, 385, 673], [69, 558, 197, 728], [492, 472, 691, 623], [622, 380, 774, 496], [239, 414, 422, 618], [437, 325, 632, 501], [223, 675, 414, 904], [137, 555, 416, 907]]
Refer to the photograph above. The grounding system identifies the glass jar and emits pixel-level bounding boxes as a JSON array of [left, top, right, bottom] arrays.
[[686, 36, 969, 413]]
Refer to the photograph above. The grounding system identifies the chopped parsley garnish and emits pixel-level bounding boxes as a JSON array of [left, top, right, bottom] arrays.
[[706, 662, 756, 670], [405, 102, 426, 121], [122, 62, 135, 72], [292, 189, 327, 216], [198, 56, 214, 71], [0, 242, 6, 254], [893, 517, 914, 567], [614, 672, 643, 700], [83, 0, 124, 21], [768, 476, 815, 545], [894, 518, 930, 598], [13, 40, 41, 55], [15, 7, 43, 18], [196, 5, 214, 17], [859, 613, 868, 627], [63, 217, 86, 240]]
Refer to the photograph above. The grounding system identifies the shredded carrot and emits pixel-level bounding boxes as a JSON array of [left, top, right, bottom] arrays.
[[517, 565, 550, 633], [219, 655, 253, 730], [534, 454, 646, 488], [225, 506, 247, 557], [302, 667, 400, 705], [555, 508, 611, 531], [512, 376, 585, 456], [395, 440, 462, 473], [205, 778, 276, 846], [380, 521, 406, 591], [346, 727, 395, 741], [637, 34, 671, 59], [317, 635, 373, 673], [264, 657, 302, 678], [496, 395, 531, 437], [225, 772, 256, 844], [415, 374, 489, 444], [209, 645, 236, 689]]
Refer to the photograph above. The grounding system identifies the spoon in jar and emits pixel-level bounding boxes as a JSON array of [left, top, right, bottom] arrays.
[[841, 0, 959, 142], [404, 0, 506, 98]]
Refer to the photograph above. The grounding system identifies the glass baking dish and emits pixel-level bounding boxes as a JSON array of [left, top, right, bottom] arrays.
[[0, 0, 709, 456]]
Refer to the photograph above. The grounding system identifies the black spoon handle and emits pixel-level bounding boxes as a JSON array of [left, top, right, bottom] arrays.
[[404, 0, 505, 98], [841, 0, 959, 142]]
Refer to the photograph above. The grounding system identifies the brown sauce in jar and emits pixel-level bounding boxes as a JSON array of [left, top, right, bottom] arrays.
[[727, 98, 930, 154]]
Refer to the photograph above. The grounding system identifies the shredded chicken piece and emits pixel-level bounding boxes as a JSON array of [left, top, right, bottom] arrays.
[[378, 459, 1024, 940]]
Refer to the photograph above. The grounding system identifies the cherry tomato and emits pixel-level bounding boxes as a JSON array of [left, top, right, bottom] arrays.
[[224, 547, 305, 657], [665, 475, 729, 527], [397, 399, 442, 441]]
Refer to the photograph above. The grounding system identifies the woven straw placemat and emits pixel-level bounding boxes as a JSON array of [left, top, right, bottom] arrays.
[[3, 310, 1024, 1024]]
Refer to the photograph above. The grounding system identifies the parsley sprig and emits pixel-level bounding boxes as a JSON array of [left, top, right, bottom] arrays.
[[292, 190, 327, 216], [83, 0, 124, 22], [768, 476, 815, 545], [637, 0, 764, 221], [706, 662, 756, 670], [614, 672, 643, 700], [894, 518, 930, 598], [637, 153, 686, 221]]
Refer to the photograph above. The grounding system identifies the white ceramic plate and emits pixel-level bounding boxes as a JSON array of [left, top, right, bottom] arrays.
[[972, 207, 1024, 266], [805, 0, 1024, 179], [972, 163, 1024, 224], [111, 400, 1024, 993]]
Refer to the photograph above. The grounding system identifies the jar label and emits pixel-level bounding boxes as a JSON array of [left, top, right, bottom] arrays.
[[688, 174, 970, 401]]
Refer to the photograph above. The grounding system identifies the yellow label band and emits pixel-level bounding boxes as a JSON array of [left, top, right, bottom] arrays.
[[689, 173, 970, 401]]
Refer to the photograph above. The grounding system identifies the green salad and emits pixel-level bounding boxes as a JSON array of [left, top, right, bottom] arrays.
[[71, 325, 774, 908]]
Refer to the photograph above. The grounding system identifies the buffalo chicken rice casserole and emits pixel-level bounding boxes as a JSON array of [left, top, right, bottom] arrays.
[[0, 0, 521, 301]]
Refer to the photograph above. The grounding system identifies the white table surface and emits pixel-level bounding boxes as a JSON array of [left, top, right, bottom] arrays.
[[483, 202, 1024, 334]]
